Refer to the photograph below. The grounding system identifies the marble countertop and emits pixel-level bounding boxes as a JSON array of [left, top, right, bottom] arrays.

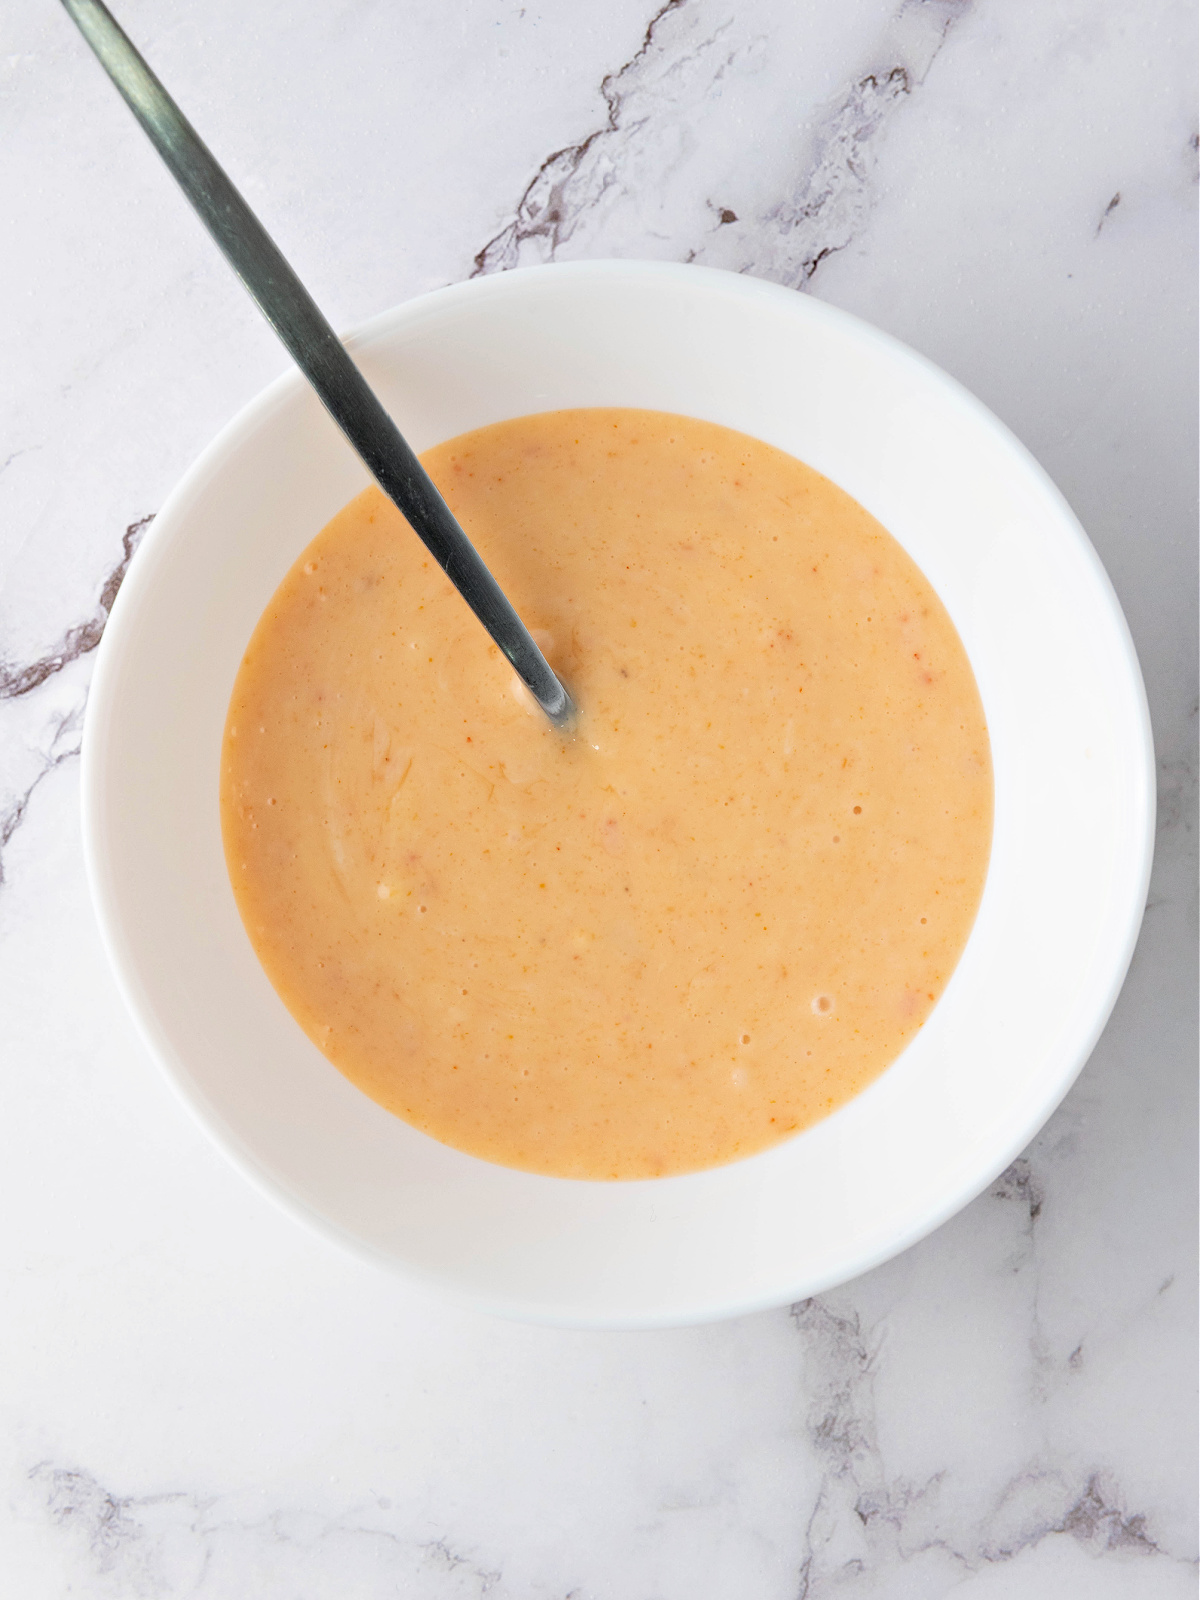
[[1, 1, 1195, 1594]]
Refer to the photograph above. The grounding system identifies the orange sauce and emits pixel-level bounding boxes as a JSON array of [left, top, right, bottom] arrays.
[[221, 409, 992, 1177]]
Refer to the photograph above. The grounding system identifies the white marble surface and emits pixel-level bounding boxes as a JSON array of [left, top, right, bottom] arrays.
[[1, 0, 1196, 1594]]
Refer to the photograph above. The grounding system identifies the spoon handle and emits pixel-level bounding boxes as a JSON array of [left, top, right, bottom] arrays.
[[60, 0, 576, 729]]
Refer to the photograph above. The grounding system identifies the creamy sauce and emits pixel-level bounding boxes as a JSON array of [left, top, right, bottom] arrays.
[[221, 409, 992, 1178]]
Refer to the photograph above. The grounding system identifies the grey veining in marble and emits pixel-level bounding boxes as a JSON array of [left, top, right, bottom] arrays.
[[0, 1, 1195, 1595], [470, 0, 972, 286]]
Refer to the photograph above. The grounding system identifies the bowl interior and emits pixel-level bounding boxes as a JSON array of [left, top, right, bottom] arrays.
[[82, 262, 1152, 1326]]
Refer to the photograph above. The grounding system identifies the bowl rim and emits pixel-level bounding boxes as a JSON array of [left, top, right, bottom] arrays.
[[81, 259, 1156, 1326]]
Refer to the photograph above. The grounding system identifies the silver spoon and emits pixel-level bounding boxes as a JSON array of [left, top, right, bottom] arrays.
[[60, 0, 577, 731]]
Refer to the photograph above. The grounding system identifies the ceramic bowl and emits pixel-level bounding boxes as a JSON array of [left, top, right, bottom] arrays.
[[82, 261, 1154, 1327]]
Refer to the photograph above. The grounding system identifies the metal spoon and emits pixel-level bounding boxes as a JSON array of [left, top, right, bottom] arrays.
[[60, 0, 577, 730]]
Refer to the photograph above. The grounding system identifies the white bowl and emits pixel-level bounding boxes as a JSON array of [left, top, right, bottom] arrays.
[[82, 261, 1153, 1328]]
